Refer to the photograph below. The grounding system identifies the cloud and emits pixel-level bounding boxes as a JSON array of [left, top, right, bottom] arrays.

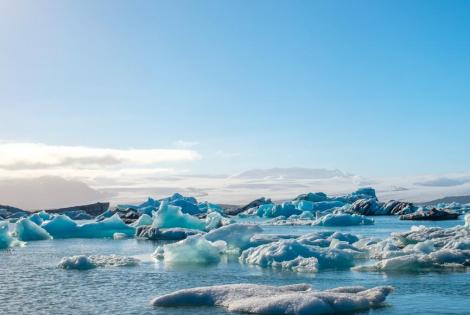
[[415, 177, 470, 187], [0, 142, 201, 170], [173, 140, 199, 148], [231, 168, 347, 180]]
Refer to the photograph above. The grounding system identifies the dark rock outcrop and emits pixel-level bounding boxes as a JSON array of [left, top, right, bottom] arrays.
[[136, 226, 201, 241], [39, 202, 110, 217], [382, 200, 415, 215], [225, 197, 272, 216], [400, 208, 460, 221]]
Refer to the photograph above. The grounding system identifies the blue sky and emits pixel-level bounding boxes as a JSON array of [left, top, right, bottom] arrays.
[[1, 0, 470, 178]]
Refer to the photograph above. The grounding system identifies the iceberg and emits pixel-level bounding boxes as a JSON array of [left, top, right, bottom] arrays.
[[205, 224, 263, 251], [15, 218, 52, 241], [152, 201, 206, 231], [151, 283, 393, 315], [28, 213, 44, 225], [130, 214, 153, 227], [0, 222, 23, 249], [239, 239, 355, 271], [42, 215, 80, 238], [58, 255, 139, 270], [79, 214, 135, 238], [313, 213, 374, 226], [43, 214, 135, 239], [354, 218, 470, 271], [158, 235, 223, 265]]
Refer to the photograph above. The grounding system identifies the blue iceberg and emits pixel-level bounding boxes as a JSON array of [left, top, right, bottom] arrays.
[[15, 218, 52, 241], [152, 202, 206, 231]]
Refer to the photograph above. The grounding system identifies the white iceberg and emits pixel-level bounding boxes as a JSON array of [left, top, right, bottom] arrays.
[[151, 283, 393, 315], [239, 239, 355, 271], [313, 213, 374, 226], [205, 224, 263, 251], [130, 214, 153, 227], [157, 235, 223, 265], [0, 222, 23, 249]]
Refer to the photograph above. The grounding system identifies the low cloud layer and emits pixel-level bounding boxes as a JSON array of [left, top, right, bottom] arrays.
[[415, 177, 470, 187], [0, 142, 200, 170]]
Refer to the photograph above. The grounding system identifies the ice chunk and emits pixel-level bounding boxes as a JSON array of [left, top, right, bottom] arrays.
[[313, 213, 374, 226], [42, 215, 79, 238], [354, 218, 470, 271], [205, 224, 263, 251], [159, 235, 222, 264], [0, 222, 23, 249], [272, 256, 319, 273], [58, 255, 139, 270], [240, 239, 355, 271], [44, 214, 135, 239], [205, 212, 233, 230], [79, 214, 135, 238], [130, 214, 153, 227], [152, 201, 206, 231], [15, 218, 52, 241], [113, 232, 128, 240], [37, 210, 53, 221], [151, 283, 393, 315], [28, 213, 44, 225]]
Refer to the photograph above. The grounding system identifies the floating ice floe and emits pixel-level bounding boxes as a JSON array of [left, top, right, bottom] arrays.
[[0, 222, 23, 249], [152, 201, 206, 231], [353, 215, 470, 271], [151, 283, 394, 315], [239, 231, 363, 272], [313, 213, 374, 226], [155, 235, 224, 265], [205, 223, 263, 251], [266, 213, 374, 226], [58, 254, 140, 270], [15, 218, 52, 241]]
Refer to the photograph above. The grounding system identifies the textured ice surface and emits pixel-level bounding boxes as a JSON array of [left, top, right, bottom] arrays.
[[158, 235, 223, 264], [42, 215, 79, 238], [151, 283, 393, 315], [130, 214, 153, 227], [205, 212, 233, 230], [58, 255, 139, 270], [15, 218, 52, 241], [313, 213, 374, 226], [354, 217, 470, 271], [79, 214, 135, 238], [239, 238, 356, 271], [43, 214, 135, 239], [205, 223, 263, 251], [0, 222, 23, 249], [152, 201, 206, 231]]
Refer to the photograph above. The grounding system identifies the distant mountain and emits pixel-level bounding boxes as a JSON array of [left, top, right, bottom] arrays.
[[421, 195, 470, 205], [232, 167, 347, 180]]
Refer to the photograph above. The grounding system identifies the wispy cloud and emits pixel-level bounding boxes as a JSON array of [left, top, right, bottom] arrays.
[[173, 140, 199, 148], [0, 142, 201, 170]]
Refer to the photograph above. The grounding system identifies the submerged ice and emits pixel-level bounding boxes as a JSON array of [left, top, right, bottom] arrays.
[[58, 255, 140, 270]]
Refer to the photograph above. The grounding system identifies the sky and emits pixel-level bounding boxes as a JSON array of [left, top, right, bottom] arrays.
[[1, 0, 470, 207]]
